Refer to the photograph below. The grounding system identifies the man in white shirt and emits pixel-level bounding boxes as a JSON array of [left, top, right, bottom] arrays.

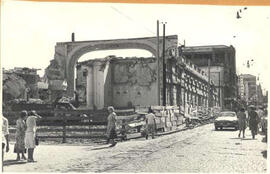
[[2, 116, 9, 171], [145, 108, 156, 140]]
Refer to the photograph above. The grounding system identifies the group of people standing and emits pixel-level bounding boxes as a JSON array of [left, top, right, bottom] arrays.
[[105, 106, 157, 147], [237, 105, 265, 139], [2, 110, 42, 171]]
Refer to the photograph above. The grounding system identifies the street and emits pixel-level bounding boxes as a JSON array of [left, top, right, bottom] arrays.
[[4, 123, 267, 173]]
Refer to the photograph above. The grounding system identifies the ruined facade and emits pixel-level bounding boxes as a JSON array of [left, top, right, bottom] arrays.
[[45, 35, 178, 97], [182, 45, 237, 109], [76, 56, 219, 115], [76, 57, 158, 109]]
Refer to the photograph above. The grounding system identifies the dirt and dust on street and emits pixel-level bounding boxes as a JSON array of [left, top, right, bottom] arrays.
[[3, 123, 267, 173]]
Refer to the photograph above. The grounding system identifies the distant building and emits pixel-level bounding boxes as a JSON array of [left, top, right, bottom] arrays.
[[238, 74, 257, 105], [182, 45, 237, 110], [263, 91, 268, 105], [256, 84, 264, 105]]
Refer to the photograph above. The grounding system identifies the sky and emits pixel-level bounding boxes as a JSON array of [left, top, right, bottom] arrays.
[[1, 0, 270, 92]]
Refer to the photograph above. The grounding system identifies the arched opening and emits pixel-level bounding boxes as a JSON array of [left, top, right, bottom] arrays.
[[79, 49, 154, 62], [49, 35, 178, 109]]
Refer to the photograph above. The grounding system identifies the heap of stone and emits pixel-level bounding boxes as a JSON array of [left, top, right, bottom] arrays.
[[2, 73, 26, 102]]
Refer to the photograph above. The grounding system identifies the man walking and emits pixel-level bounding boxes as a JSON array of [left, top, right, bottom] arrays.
[[145, 108, 156, 140], [257, 106, 264, 132], [106, 106, 117, 147]]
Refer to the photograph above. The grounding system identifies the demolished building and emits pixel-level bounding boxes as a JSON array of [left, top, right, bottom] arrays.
[[2, 67, 40, 103], [76, 55, 219, 115]]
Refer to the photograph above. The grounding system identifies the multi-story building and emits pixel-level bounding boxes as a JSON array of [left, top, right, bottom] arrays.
[[238, 74, 257, 105], [76, 56, 219, 115], [181, 45, 238, 110], [256, 84, 264, 106]]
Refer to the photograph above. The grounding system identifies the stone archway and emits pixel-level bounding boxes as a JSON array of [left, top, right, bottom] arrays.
[[46, 35, 178, 97]]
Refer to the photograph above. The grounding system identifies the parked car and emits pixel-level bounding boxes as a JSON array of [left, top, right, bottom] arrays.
[[214, 111, 238, 130]]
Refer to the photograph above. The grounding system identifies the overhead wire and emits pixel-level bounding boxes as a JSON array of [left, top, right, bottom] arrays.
[[110, 6, 180, 53], [110, 6, 155, 35]]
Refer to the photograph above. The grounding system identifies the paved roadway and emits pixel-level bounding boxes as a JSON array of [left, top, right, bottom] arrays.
[[4, 124, 267, 173]]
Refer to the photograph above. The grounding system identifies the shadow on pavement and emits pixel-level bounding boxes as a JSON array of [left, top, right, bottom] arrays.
[[3, 159, 27, 166], [241, 138, 257, 140], [261, 150, 267, 159], [91, 146, 111, 151], [230, 137, 242, 140], [212, 129, 238, 132]]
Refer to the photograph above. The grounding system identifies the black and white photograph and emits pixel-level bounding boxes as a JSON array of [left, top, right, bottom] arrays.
[[1, 0, 269, 172]]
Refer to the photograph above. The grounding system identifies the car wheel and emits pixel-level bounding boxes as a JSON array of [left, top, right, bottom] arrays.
[[215, 126, 218, 131], [220, 127, 223, 130], [234, 127, 238, 131]]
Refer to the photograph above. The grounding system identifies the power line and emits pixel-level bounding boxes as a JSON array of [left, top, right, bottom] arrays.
[[110, 7, 180, 50], [110, 6, 155, 35]]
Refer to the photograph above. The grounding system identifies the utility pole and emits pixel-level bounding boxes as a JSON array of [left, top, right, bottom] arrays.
[[72, 32, 75, 42], [207, 57, 211, 109], [218, 72, 221, 108], [162, 22, 166, 106], [157, 20, 160, 106]]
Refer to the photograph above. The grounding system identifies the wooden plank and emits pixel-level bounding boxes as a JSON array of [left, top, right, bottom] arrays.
[[115, 108, 135, 113], [151, 106, 165, 110], [37, 128, 106, 132], [38, 121, 107, 126], [37, 135, 106, 139], [54, 109, 106, 114], [116, 114, 139, 120], [165, 106, 179, 110], [135, 107, 149, 113]]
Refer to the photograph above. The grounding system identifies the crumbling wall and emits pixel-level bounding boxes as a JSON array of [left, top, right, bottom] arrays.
[[75, 65, 87, 104], [45, 59, 65, 80], [112, 58, 158, 108]]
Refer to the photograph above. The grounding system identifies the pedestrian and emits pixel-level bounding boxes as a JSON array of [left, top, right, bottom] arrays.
[[120, 119, 127, 141], [106, 106, 117, 147], [257, 106, 264, 132], [25, 110, 42, 162], [2, 115, 10, 172], [237, 108, 247, 138], [14, 110, 27, 161], [145, 108, 156, 140], [248, 105, 260, 139]]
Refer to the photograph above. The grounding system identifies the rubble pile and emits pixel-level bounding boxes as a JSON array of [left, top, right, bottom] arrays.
[[2, 73, 27, 102]]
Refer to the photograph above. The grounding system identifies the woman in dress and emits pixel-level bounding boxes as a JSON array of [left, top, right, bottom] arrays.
[[15, 110, 27, 160], [106, 106, 117, 147], [25, 110, 42, 162], [248, 105, 260, 139], [237, 108, 247, 138]]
